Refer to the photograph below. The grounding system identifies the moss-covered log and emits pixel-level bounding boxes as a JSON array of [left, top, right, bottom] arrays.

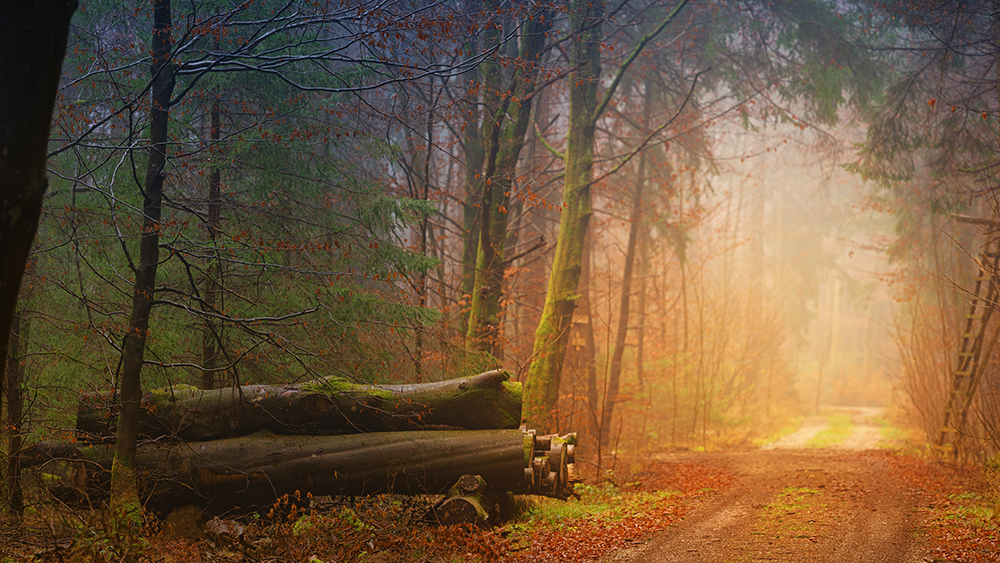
[[77, 370, 521, 442], [23, 429, 576, 512]]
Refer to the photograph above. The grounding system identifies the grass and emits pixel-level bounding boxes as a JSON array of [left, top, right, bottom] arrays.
[[942, 492, 996, 525], [753, 486, 828, 540], [750, 416, 804, 448], [805, 413, 854, 448], [870, 416, 914, 448], [510, 483, 679, 532]]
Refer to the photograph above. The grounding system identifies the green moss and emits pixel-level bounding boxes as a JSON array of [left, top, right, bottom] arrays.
[[146, 383, 201, 403], [502, 380, 522, 396], [299, 377, 392, 400], [293, 507, 372, 536], [109, 455, 142, 530], [754, 486, 827, 538]]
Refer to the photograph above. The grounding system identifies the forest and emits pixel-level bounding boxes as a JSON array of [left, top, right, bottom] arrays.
[[2, 0, 1000, 561]]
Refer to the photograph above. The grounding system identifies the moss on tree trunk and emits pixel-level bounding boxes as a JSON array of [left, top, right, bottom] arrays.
[[522, 0, 603, 431], [466, 9, 551, 357]]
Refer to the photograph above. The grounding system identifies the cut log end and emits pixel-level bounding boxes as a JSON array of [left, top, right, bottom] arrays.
[[434, 496, 489, 526], [433, 473, 498, 526]]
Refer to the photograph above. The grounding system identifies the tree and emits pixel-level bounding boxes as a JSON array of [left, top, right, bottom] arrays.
[[0, 0, 77, 441], [523, 0, 690, 430], [600, 77, 653, 447], [847, 0, 1000, 458], [108, 0, 175, 524], [465, 5, 551, 356], [40, 0, 516, 521]]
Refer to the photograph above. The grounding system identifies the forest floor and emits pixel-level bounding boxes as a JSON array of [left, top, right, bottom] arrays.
[[602, 449, 939, 562], [594, 407, 997, 563], [6, 407, 999, 562]]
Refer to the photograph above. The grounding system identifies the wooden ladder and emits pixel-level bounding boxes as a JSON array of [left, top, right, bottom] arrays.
[[936, 239, 1000, 452]]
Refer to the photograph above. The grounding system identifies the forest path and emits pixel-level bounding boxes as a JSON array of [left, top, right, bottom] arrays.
[[601, 409, 925, 563], [763, 406, 885, 451]]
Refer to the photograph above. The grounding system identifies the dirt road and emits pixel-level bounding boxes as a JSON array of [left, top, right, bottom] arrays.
[[602, 408, 929, 562]]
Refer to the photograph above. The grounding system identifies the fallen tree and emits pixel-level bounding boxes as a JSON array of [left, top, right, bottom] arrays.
[[76, 370, 521, 442], [23, 429, 577, 512]]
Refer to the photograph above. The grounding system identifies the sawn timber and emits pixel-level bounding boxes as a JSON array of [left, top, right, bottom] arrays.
[[22, 429, 576, 512]]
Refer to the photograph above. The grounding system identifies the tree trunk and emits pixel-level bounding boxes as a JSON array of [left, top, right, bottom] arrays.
[[78, 370, 522, 442], [4, 299, 30, 514], [26, 429, 577, 512], [522, 0, 603, 431], [415, 112, 433, 381], [580, 230, 603, 478], [0, 0, 76, 423], [111, 0, 175, 524], [459, 1, 485, 340], [601, 107, 652, 447], [635, 222, 649, 389], [466, 10, 550, 356], [521, 0, 689, 432], [202, 94, 223, 391], [599, 80, 652, 447], [432, 474, 497, 526]]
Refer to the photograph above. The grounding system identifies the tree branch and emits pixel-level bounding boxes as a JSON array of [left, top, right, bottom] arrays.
[[591, 0, 690, 126]]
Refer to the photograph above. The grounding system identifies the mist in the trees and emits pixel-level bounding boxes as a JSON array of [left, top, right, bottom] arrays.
[[5, 2, 1000, 534]]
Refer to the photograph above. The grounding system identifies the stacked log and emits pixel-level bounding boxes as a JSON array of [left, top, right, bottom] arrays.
[[76, 369, 522, 442], [28, 371, 578, 518]]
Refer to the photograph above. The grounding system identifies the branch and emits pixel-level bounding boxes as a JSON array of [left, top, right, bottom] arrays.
[[534, 122, 564, 160], [586, 67, 708, 191], [504, 237, 546, 267], [591, 0, 690, 126], [153, 299, 320, 324]]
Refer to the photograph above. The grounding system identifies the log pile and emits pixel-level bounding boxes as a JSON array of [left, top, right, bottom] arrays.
[[27, 371, 578, 523]]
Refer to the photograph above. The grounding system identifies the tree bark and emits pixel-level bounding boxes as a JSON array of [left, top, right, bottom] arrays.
[[202, 94, 223, 390], [465, 9, 551, 356], [459, 8, 485, 340], [78, 370, 522, 442], [522, 0, 688, 432], [414, 111, 433, 380], [4, 299, 29, 514], [522, 0, 603, 432], [111, 0, 176, 524], [0, 0, 76, 427], [636, 221, 649, 390], [26, 429, 577, 511]]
